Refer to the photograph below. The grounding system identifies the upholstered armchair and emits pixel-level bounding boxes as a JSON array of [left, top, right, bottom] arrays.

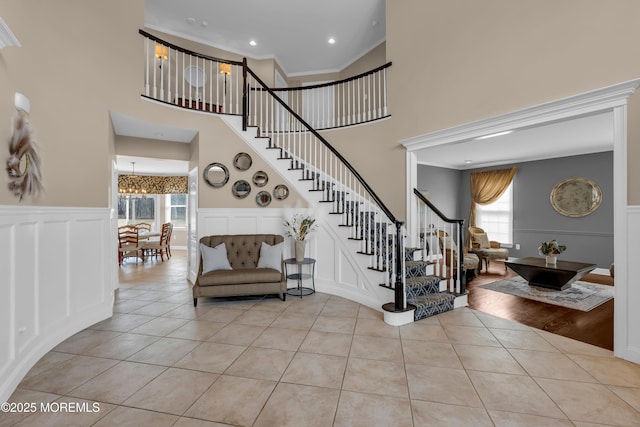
[[437, 230, 480, 280], [468, 226, 509, 272]]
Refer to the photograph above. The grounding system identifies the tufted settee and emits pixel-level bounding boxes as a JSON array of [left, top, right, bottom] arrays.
[[193, 234, 286, 306]]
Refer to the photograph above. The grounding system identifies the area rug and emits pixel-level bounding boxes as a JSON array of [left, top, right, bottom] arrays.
[[479, 276, 613, 311]]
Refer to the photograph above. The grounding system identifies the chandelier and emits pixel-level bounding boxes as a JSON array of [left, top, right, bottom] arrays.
[[118, 162, 148, 198]]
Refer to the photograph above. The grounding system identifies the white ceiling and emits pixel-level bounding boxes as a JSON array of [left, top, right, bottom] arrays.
[[144, 0, 386, 76], [117, 155, 190, 176], [413, 111, 615, 170]]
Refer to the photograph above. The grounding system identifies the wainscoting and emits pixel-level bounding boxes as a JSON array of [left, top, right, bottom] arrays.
[[196, 208, 393, 311], [0, 206, 115, 402], [624, 206, 640, 363]]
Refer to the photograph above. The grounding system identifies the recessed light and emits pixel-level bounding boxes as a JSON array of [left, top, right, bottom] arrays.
[[186, 17, 196, 25], [464, 160, 473, 164], [474, 130, 514, 140], [328, 37, 336, 45], [249, 40, 257, 46], [201, 21, 208, 27]]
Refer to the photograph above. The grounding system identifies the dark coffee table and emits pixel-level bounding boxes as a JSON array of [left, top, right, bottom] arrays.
[[504, 257, 596, 291]]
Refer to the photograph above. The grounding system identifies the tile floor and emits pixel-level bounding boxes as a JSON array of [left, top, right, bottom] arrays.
[[4, 251, 640, 426]]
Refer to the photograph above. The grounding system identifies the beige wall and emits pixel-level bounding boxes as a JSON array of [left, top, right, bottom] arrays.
[[115, 136, 191, 162], [340, 42, 386, 79]]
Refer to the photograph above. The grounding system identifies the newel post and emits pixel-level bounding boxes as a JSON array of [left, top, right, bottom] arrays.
[[394, 221, 405, 311]]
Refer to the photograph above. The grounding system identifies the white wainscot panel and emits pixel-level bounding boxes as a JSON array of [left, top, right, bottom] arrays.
[[337, 247, 359, 288], [200, 216, 229, 236], [626, 207, 640, 362], [15, 222, 37, 355], [228, 216, 258, 234], [70, 219, 107, 312], [39, 221, 69, 332], [0, 225, 13, 380]]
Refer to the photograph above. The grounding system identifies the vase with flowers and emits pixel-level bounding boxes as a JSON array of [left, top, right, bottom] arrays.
[[538, 240, 567, 265], [284, 213, 318, 262]]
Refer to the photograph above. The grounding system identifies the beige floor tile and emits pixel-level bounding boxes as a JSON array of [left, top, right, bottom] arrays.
[[124, 368, 217, 415], [299, 330, 353, 356], [128, 316, 189, 336], [185, 375, 276, 426], [333, 390, 413, 427], [349, 335, 402, 361], [437, 308, 485, 327], [281, 352, 347, 389], [201, 307, 246, 323], [113, 299, 153, 313], [537, 377, 640, 425], [21, 351, 75, 380], [342, 358, 408, 398], [399, 322, 449, 342], [284, 300, 326, 316], [443, 325, 502, 347], [402, 340, 463, 369], [52, 329, 122, 354], [412, 399, 493, 427], [13, 397, 116, 427], [468, 371, 566, 418], [354, 318, 400, 338], [488, 410, 575, 426], [207, 323, 266, 345], [174, 341, 247, 373], [473, 310, 531, 330], [609, 386, 640, 413], [19, 355, 118, 395], [270, 311, 319, 330], [357, 305, 383, 320], [131, 301, 184, 316], [535, 330, 614, 357], [233, 308, 280, 326], [320, 301, 360, 317], [247, 298, 291, 313], [225, 347, 295, 381], [162, 304, 215, 320], [405, 363, 483, 407], [312, 315, 357, 334], [454, 344, 527, 375], [68, 361, 166, 404], [89, 313, 156, 332], [490, 328, 560, 352], [126, 337, 200, 366], [85, 333, 160, 360], [167, 320, 227, 341], [93, 406, 179, 427], [173, 418, 236, 427], [567, 353, 640, 387], [1, 389, 60, 427], [251, 326, 308, 351], [509, 349, 598, 382], [253, 383, 340, 427]]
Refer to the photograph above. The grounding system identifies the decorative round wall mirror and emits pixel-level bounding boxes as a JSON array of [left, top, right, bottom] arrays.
[[550, 177, 602, 217], [256, 191, 271, 207], [184, 66, 207, 88], [252, 171, 268, 187], [233, 152, 252, 171], [273, 184, 289, 200], [232, 180, 251, 199], [203, 162, 229, 188]]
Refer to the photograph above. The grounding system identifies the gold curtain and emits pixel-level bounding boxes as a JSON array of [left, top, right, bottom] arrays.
[[118, 175, 188, 194], [467, 167, 517, 243]]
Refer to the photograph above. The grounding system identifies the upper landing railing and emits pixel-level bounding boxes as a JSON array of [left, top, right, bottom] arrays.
[[140, 30, 391, 129]]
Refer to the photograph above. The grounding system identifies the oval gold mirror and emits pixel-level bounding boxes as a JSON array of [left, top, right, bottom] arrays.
[[203, 162, 229, 188], [252, 170, 268, 187], [550, 177, 602, 217], [273, 184, 289, 200], [233, 152, 252, 171], [232, 179, 251, 199], [256, 191, 271, 207]]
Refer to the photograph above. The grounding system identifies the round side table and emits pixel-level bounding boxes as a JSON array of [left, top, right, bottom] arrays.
[[284, 257, 316, 297]]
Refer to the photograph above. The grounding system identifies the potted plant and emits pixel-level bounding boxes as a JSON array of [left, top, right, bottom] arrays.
[[538, 240, 567, 265], [284, 213, 318, 261]]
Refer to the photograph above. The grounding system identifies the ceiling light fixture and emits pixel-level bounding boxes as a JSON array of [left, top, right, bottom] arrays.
[[464, 160, 473, 164], [474, 130, 514, 140], [328, 37, 336, 45], [249, 40, 257, 46], [119, 162, 148, 199]]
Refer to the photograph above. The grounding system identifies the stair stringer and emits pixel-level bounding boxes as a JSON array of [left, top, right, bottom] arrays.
[[220, 115, 395, 311]]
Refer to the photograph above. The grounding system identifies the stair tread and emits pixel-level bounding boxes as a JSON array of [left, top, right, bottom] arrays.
[[410, 292, 456, 305]]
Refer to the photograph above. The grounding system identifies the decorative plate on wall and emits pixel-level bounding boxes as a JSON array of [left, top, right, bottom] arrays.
[[273, 184, 289, 200], [233, 152, 252, 171], [550, 177, 602, 217], [252, 170, 268, 187], [232, 179, 251, 198], [256, 191, 271, 207], [203, 162, 229, 188]]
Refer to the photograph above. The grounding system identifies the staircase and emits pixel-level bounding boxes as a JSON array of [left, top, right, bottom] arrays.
[[139, 30, 468, 323]]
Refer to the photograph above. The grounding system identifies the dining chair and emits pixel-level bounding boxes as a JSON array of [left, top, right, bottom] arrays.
[[166, 223, 174, 258], [118, 225, 143, 265], [141, 222, 171, 261]]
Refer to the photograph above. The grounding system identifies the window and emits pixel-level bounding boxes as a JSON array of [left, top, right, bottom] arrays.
[[166, 194, 187, 227], [118, 196, 157, 227], [476, 182, 513, 245]]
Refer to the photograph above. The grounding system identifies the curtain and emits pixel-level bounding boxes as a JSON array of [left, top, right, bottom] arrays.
[[118, 175, 188, 194], [467, 167, 517, 243]]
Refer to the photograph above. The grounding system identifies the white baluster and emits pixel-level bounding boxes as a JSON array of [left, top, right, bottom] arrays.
[[383, 68, 388, 117], [144, 38, 150, 96]]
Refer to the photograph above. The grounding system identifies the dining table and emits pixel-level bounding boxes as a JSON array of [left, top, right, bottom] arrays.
[[138, 231, 161, 240]]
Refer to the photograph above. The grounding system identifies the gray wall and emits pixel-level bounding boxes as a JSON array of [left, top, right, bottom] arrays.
[[416, 164, 463, 220], [458, 152, 613, 268]]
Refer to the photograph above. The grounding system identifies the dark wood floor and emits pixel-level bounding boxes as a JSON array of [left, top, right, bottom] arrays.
[[466, 260, 614, 350]]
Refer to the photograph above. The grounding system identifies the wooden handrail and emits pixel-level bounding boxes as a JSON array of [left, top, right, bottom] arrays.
[[269, 62, 392, 91], [413, 189, 464, 226]]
